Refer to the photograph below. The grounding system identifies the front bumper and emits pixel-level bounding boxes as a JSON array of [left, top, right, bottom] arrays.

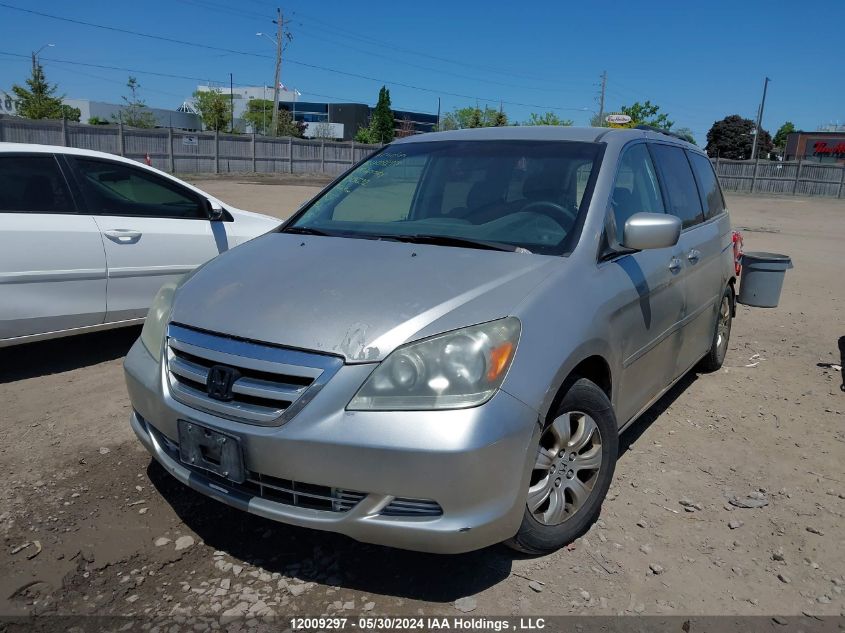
[[124, 339, 540, 554]]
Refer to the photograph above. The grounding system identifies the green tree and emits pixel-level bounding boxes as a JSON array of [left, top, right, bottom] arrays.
[[526, 112, 573, 126], [438, 105, 509, 130], [773, 121, 795, 152], [87, 116, 109, 125], [705, 115, 772, 160], [276, 108, 305, 138], [369, 85, 395, 143], [354, 125, 377, 144], [620, 100, 673, 129], [192, 87, 232, 132], [243, 98, 273, 135], [115, 77, 157, 128], [12, 62, 78, 121]]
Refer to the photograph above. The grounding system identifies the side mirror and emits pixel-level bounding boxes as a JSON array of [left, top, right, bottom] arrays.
[[622, 212, 681, 250], [206, 200, 225, 221]]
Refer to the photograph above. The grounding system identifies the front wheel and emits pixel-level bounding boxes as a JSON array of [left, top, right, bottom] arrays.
[[506, 378, 617, 555]]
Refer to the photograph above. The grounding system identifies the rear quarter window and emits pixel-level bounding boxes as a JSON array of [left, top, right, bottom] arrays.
[[0, 155, 73, 213], [650, 144, 705, 229], [688, 152, 725, 220]]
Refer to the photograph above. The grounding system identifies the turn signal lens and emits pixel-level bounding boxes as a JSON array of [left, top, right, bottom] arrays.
[[487, 341, 515, 382]]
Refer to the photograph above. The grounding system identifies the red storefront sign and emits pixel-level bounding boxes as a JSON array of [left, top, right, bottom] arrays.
[[813, 141, 845, 155]]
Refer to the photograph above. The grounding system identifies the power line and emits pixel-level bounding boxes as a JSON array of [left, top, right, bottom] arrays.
[[0, 50, 436, 113], [0, 2, 587, 113]]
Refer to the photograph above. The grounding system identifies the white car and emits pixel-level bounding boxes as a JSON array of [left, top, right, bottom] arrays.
[[0, 143, 280, 347]]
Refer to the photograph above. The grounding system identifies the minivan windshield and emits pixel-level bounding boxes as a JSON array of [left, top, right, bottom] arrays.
[[287, 140, 603, 255]]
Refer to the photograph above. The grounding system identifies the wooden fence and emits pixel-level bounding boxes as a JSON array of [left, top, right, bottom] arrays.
[[712, 157, 845, 198], [0, 117, 382, 177], [2, 117, 843, 198]]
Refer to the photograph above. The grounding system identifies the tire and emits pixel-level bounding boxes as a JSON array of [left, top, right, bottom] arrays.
[[506, 378, 617, 555], [698, 286, 733, 373]]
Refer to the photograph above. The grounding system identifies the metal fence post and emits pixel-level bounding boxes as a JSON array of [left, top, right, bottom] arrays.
[[214, 129, 219, 174], [350, 139, 355, 166], [0, 117, 4, 142], [750, 158, 760, 193], [288, 137, 293, 174], [118, 122, 125, 157], [837, 163, 845, 199], [321, 139, 325, 173], [61, 117, 69, 147], [251, 133, 257, 173], [792, 159, 801, 195], [167, 128, 174, 173]]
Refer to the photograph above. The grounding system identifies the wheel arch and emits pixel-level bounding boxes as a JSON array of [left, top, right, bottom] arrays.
[[542, 352, 614, 426]]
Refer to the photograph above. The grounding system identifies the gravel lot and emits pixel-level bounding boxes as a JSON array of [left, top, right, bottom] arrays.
[[1, 184, 843, 619]]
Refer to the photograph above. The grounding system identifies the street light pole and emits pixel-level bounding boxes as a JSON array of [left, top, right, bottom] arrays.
[[750, 76, 771, 160], [31, 43, 55, 73]]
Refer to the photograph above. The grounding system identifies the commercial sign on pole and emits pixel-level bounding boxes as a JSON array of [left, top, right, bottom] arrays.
[[605, 114, 632, 128]]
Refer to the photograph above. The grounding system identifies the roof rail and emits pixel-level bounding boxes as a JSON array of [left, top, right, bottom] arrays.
[[633, 124, 693, 143]]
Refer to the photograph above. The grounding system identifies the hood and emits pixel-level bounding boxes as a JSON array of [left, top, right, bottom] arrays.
[[170, 233, 559, 362]]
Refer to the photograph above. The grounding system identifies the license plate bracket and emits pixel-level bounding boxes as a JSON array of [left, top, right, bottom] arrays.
[[177, 420, 245, 484]]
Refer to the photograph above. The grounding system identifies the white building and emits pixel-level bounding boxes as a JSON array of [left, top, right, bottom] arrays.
[[1, 89, 18, 116], [195, 85, 299, 120]]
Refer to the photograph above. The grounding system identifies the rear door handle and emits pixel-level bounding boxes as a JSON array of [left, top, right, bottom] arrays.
[[669, 257, 682, 273], [104, 229, 142, 243], [687, 249, 701, 263]]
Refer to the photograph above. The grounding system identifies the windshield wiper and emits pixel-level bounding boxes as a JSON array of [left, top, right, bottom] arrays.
[[282, 226, 333, 236], [387, 234, 523, 253]]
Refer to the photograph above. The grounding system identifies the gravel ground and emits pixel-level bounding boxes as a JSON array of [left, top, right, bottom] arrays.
[[1, 188, 843, 620]]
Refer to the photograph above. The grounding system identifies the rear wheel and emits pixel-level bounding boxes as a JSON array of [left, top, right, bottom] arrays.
[[698, 286, 733, 372], [507, 378, 617, 554]]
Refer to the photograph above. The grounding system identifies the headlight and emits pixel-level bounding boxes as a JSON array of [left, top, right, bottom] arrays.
[[140, 281, 178, 362], [348, 317, 520, 411]]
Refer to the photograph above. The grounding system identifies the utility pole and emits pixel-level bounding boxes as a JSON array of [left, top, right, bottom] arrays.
[[270, 7, 284, 136], [229, 73, 234, 133], [597, 70, 607, 126], [750, 76, 771, 160]]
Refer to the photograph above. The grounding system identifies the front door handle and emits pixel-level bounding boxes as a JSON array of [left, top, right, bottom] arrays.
[[104, 229, 142, 243], [687, 249, 701, 263], [669, 257, 682, 273]]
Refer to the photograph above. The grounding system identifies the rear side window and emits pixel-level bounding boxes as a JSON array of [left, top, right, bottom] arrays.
[[73, 158, 206, 219], [688, 152, 725, 220], [0, 155, 73, 213], [650, 144, 704, 229], [611, 144, 665, 236]]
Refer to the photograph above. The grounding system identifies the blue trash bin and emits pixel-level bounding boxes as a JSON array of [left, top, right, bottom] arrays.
[[738, 252, 793, 308]]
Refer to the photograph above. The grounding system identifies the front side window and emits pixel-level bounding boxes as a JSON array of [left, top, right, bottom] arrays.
[[650, 144, 704, 229], [73, 158, 206, 219], [688, 152, 725, 220], [610, 143, 665, 238], [289, 140, 603, 255], [0, 155, 73, 213]]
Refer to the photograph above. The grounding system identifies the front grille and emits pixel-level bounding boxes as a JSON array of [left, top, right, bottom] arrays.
[[153, 425, 365, 512], [165, 323, 342, 426]]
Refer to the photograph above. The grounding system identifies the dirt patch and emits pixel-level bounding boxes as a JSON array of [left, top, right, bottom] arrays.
[[1, 193, 843, 618]]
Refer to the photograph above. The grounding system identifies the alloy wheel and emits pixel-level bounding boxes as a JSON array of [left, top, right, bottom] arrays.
[[716, 295, 732, 363], [528, 411, 602, 526]]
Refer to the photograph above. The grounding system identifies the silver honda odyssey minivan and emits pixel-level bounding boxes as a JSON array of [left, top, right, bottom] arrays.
[[125, 126, 735, 554]]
